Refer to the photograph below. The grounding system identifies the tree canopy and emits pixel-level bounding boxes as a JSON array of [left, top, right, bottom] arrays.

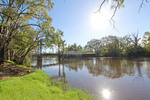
[[66, 43, 83, 53], [0, 0, 56, 64]]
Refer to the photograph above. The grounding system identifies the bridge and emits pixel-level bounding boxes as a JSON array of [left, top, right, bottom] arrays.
[[33, 53, 97, 58]]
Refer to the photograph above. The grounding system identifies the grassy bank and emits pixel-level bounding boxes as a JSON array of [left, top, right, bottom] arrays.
[[0, 70, 96, 100]]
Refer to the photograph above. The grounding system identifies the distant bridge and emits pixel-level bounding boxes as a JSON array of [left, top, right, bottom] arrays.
[[33, 53, 97, 58]]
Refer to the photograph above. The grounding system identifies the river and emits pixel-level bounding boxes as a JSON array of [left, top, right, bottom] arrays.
[[30, 57, 150, 100]]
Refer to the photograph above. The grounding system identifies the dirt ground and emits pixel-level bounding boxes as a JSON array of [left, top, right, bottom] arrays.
[[0, 63, 34, 80]]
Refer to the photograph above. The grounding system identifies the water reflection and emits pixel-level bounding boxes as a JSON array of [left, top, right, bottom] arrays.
[[64, 59, 84, 72], [32, 57, 150, 80], [147, 65, 150, 79], [51, 61, 68, 84], [101, 89, 111, 100], [36, 56, 42, 69], [31, 57, 150, 100], [60, 58, 133, 79]]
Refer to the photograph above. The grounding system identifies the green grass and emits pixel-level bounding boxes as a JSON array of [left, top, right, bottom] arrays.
[[0, 70, 96, 100], [4, 60, 34, 70]]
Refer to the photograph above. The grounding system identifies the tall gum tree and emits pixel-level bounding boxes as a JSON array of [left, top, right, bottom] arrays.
[[0, 0, 54, 64]]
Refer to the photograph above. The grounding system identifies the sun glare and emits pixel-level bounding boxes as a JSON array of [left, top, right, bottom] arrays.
[[101, 89, 111, 99], [90, 9, 111, 31]]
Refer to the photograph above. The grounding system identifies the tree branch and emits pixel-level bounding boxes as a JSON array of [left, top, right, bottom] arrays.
[[95, 0, 106, 13], [110, 3, 119, 21], [20, 24, 42, 29], [139, 0, 149, 12]]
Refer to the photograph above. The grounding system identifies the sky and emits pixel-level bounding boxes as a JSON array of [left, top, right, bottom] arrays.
[[50, 0, 150, 46]]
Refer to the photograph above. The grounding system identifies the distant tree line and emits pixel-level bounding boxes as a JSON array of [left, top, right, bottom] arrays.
[[64, 32, 150, 57], [84, 32, 150, 57]]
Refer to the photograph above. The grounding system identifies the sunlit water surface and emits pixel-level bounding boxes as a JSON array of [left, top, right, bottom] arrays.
[[30, 57, 150, 100]]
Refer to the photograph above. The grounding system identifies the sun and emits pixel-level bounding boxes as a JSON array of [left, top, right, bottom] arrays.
[[90, 10, 111, 31]]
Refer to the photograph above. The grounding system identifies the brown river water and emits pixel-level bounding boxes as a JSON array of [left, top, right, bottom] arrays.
[[30, 57, 150, 100]]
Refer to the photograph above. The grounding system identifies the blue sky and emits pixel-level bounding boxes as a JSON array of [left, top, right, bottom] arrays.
[[50, 0, 150, 46]]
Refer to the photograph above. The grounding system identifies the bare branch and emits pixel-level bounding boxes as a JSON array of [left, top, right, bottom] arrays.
[[139, 0, 149, 12], [96, 0, 119, 29], [110, 3, 119, 21], [139, 0, 145, 12], [95, 0, 106, 13]]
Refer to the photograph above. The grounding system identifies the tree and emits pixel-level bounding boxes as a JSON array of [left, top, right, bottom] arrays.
[[85, 39, 103, 56], [125, 45, 145, 57], [141, 32, 150, 47], [9, 26, 39, 64], [141, 32, 150, 56], [120, 35, 132, 47], [54, 29, 65, 53], [123, 32, 147, 57], [51, 29, 65, 60], [119, 35, 132, 55], [66, 43, 83, 53], [101, 35, 121, 56], [0, 0, 54, 64], [84, 44, 93, 52], [131, 32, 141, 56]]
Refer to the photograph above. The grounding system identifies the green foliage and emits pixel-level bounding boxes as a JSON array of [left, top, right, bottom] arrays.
[[0, 70, 95, 100], [85, 39, 103, 56], [66, 43, 83, 53], [125, 45, 146, 57], [82, 50, 95, 54], [141, 32, 150, 47], [85, 36, 122, 56], [145, 45, 150, 56], [0, 0, 55, 64], [9, 26, 39, 62], [101, 35, 121, 57], [85, 32, 150, 57], [105, 0, 125, 10]]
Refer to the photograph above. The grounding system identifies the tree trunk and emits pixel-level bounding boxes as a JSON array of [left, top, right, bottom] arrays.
[[11, 51, 15, 61], [16, 43, 35, 64], [0, 46, 4, 64], [58, 45, 61, 61], [4, 45, 8, 60], [8, 49, 10, 60]]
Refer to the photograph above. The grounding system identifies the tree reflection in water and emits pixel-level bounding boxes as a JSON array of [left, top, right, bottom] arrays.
[[63, 59, 84, 72], [36, 56, 42, 69], [51, 60, 68, 84], [32, 57, 150, 81], [143, 59, 150, 79], [84, 58, 136, 79]]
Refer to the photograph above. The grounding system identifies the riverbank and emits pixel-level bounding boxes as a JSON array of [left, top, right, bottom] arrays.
[[0, 61, 34, 79], [0, 62, 96, 100]]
